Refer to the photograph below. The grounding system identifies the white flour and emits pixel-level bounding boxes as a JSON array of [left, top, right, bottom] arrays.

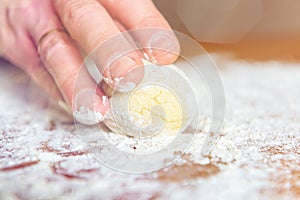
[[0, 59, 299, 199]]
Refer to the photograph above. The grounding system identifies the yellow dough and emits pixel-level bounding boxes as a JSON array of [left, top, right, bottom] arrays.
[[103, 62, 195, 138], [128, 84, 183, 132]]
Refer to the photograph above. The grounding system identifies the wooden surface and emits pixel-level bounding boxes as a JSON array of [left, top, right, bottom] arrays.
[[0, 53, 299, 199]]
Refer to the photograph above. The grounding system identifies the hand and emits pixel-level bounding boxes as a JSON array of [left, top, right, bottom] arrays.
[[0, 0, 179, 124]]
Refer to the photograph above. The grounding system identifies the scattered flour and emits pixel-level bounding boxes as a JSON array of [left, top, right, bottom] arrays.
[[0, 59, 299, 199]]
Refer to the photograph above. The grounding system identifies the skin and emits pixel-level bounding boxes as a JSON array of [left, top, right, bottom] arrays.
[[0, 0, 179, 120]]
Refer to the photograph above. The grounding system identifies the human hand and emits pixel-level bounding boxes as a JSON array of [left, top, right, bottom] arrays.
[[0, 0, 179, 124]]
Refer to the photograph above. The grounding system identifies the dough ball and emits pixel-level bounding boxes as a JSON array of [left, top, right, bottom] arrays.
[[128, 84, 183, 131]]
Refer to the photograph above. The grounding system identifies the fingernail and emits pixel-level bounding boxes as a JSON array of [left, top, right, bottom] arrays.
[[110, 56, 137, 78], [104, 56, 144, 93], [115, 81, 136, 92], [149, 31, 179, 58], [73, 106, 104, 125], [115, 66, 144, 92], [73, 88, 108, 125]]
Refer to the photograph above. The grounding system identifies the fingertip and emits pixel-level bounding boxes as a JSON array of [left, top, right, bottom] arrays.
[[103, 55, 145, 93], [146, 30, 180, 65], [151, 51, 179, 65], [72, 88, 109, 125], [114, 65, 145, 92]]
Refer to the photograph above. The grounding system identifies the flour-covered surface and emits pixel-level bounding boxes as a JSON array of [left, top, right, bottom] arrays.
[[0, 58, 299, 200]]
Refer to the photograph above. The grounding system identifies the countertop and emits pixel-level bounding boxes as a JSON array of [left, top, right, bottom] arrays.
[[0, 52, 299, 199]]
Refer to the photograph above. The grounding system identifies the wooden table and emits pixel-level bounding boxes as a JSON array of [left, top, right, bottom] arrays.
[[0, 48, 299, 199]]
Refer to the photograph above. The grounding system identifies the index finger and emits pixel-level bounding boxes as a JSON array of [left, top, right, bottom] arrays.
[[54, 0, 144, 91]]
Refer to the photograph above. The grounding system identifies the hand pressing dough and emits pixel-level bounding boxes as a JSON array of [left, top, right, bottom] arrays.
[[103, 62, 197, 138]]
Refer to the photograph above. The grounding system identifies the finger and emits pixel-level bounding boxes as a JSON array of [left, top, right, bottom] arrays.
[[37, 29, 109, 124], [24, 0, 108, 124], [54, 0, 144, 91], [5, 50, 63, 102], [1, 30, 63, 102], [99, 0, 180, 65], [30, 64, 64, 102], [100, 20, 145, 96]]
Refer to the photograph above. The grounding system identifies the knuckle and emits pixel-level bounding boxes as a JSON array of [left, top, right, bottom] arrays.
[[135, 13, 162, 28], [62, 0, 94, 27], [38, 31, 70, 63], [61, 0, 117, 50], [86, 30, 117, 51]]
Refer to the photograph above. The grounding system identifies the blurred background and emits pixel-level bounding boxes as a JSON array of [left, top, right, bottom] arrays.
[[154, 0, 300, 61]]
